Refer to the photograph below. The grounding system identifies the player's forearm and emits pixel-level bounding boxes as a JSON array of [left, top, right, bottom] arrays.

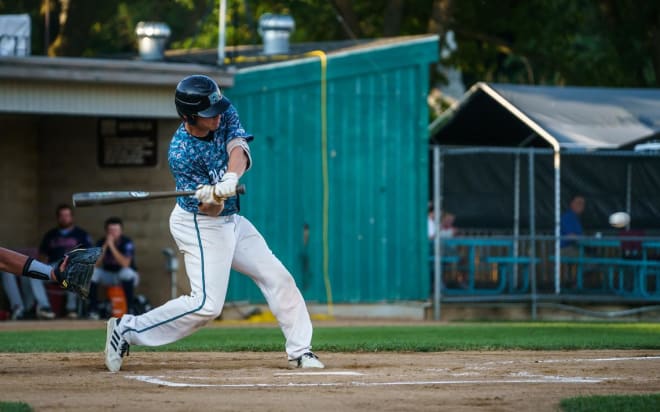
[[198, 201, 224, 216], [0, 247, 56, 281], [226, 146, 249, 178], [113, 254, 132, 268], [107, 243, 131, 268], [0, 247, 27, 274]]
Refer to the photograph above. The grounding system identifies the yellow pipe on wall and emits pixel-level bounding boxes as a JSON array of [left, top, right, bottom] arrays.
[[306, 50, 333, 317]]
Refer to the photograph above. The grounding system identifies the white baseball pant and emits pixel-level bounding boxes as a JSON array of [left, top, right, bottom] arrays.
[[92, 267, 139, 286], [119, 204, 315, 360]]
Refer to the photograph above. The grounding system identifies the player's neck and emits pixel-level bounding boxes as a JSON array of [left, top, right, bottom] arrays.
[[185, 123, 212, 140]]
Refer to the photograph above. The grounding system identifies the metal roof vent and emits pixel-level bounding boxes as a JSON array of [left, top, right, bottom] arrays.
[[135, 21, 171, 61], [258, 13, 295, 55], [0, 14, 31, 56]]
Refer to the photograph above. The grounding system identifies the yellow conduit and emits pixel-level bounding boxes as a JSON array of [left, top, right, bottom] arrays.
[[306, 50, 333, 318]]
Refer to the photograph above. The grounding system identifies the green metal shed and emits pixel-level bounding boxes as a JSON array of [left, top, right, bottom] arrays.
[[225, 35, 439, 305]]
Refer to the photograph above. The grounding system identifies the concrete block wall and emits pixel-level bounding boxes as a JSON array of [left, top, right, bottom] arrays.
[[41, 116, 188, 306], [0, 115, 40, 247], [0, 114, 189, 307]]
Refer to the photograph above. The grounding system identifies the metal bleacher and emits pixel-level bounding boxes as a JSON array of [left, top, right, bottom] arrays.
[[433, 235, 660, 301]]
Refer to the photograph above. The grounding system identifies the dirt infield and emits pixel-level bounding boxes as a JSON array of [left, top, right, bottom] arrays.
[[2, 350, 660, 411], [1, 321, 660, 411]]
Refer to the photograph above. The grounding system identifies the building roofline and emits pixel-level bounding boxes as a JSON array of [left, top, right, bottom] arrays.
[[0, 35, 438, 87], [0, 55, 234, 87]]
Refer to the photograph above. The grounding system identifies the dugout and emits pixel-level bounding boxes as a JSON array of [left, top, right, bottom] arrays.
[[428, 82, 660, 318]]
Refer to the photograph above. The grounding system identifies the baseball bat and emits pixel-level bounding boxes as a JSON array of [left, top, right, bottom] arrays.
[[72, 184, 246, 207]]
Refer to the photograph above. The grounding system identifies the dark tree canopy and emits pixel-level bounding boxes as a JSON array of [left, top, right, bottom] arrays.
[[0, 0, 657, 87]]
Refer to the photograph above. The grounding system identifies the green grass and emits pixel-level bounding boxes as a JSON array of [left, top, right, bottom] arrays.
[[561, 393, 660, 412], [0, 322, 659, 352], [0, 402, 32, 412]]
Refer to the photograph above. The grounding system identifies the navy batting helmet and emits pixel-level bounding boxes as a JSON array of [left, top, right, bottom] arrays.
[[174, 75, 230, 120]]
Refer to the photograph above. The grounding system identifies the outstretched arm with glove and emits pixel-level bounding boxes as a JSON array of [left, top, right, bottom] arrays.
[[0, 246, 102, 299]]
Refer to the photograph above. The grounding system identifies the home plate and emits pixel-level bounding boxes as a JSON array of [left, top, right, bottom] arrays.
[[274, 371, 364, 376]]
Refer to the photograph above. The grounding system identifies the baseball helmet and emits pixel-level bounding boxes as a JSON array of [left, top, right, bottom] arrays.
[[174, 74, 230, 120]]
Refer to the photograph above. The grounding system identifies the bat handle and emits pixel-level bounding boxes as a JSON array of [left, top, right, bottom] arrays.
[[211, 184, 247, 203]]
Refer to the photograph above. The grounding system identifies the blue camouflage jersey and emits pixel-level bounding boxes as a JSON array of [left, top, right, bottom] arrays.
[[168, 105, 253, 215]]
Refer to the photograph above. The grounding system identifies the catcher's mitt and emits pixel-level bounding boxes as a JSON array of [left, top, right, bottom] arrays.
[[53, 247, 103, 299]]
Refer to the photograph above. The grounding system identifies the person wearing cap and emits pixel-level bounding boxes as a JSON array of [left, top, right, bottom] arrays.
[[103, 75, 324, 372]]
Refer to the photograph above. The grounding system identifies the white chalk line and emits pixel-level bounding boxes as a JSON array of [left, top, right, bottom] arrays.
[[463, 355, 660, 369], [510, 371, 612, 382], [274, 371, 364, 376], [123, 356, 657, 388], [536, 355, 660, 364], [125, 374, 603, 388]]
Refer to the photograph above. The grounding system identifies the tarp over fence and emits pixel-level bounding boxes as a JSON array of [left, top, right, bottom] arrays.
[[429, 82, 660, 231], [438, 149, 660, 231]]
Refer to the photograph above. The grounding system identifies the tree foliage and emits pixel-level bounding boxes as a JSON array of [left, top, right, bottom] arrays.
[[442, 0, 659, 87], [0, 0, 657, 87]]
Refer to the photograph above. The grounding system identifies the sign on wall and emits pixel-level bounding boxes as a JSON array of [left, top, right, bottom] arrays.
[[98, 118, 157, 167]]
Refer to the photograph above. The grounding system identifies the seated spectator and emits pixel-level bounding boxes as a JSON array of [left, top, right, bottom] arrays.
[[617, 220, 645, 292], [429, 209, 465, 291], [39, 204, 93, 318], [1, 271, 55, 320], [440, 211, 466, 289], [427, 202, 436, 240], [560, 195, 586, 288], [560, 195, 586, 255], [439, 212, 458, 239], [619, 227, 645, 260], [88, 217, 139, 319]]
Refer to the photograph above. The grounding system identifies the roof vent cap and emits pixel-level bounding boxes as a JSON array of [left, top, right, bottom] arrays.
[[135, 21, 171, 61], [258, 13, 295, 55], [0, 14, 30, 56]]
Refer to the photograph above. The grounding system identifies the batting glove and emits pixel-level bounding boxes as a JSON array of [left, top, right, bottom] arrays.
[[195, 184, 221, 205], [214, 172, 239, 198]]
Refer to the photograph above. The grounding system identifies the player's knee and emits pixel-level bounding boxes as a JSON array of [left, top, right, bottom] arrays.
[[118, 268, 139, 285], [91, 267, 103, 283], [273, 272, 297, 290], [197, 299, 223, 318]]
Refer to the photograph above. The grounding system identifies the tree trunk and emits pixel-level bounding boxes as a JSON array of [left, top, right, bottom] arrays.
[[331, 0, 362, 39], [383, 0, 403, 37], [49, 0, 117, 56], [428, 0, 453, 34], [650, 25, 660, 86], [598, 0, 659, 86]]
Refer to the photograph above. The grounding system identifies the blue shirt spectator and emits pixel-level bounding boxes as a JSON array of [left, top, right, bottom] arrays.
[[40, 226, 93, 263], [95, 235, 136, 272], [38, 204, 93, 318], [560, 196, 585, 248], [88, 216, 139, 318]]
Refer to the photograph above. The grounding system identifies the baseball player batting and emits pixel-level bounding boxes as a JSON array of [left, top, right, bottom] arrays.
[[104, 74, 324, 372]]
